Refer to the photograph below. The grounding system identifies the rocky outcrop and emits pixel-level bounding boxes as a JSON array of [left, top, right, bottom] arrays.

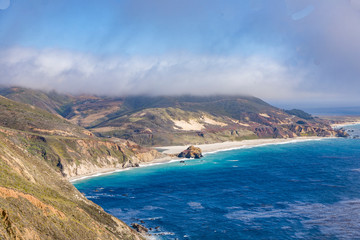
[[336, 128, 350, 137], [131, 223, 148, 234], [178, 146, 203, 159]]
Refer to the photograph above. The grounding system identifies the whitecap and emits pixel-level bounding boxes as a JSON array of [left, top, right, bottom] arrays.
[[225, 199, 360, 238], [142, 206, 164, 211], [187, 202, 204, 209], [85, 195, 99, 199]]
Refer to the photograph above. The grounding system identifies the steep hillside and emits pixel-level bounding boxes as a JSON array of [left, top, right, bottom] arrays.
[[0, 94, 168, 239], [0, 128, 143, 240], [0, 88, 345, 146], [0, 95, 163, 177]]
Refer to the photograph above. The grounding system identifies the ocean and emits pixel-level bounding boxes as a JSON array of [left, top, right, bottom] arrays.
[[73, 125, 360, 239]]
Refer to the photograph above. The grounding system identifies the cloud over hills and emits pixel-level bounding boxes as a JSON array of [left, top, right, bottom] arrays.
[[0, 47, 306, 99], [1, 0, 360, 104]]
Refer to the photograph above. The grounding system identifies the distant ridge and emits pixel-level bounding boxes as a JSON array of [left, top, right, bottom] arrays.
[[0, 87, 345, 146]]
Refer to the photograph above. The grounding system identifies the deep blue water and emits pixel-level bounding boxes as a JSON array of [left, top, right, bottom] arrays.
[[74, 125, 360, 239]]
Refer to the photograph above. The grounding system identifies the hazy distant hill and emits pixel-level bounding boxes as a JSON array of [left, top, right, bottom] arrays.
[[0, 87, 343, 146], [0, 94, 90, 138], [0, 87, 74, 115]]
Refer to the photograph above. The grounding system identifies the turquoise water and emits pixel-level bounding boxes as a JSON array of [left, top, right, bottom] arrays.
[[74, 125, 360, 239]]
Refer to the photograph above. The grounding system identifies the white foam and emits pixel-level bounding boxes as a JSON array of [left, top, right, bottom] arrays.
[[225, 199, 360, 238], [142, 206, 164, 211], [142, 216, 163, 221], [187, 201, 204, 209], [70, 168, 132, 182], [204, 138, 326, 155]]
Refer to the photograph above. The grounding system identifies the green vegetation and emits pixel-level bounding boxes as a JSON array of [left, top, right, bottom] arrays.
[[0, 88, 336, 146], [0, 92, 144, 239], [285, 109, 314, 120], [0, 131, 142, 239], [0, 95, 87, 138]]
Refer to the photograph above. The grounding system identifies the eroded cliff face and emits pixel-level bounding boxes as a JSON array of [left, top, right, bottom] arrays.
[[1, 127, 163, 179], [0, 128, 144, 240], [253, 124, 343, 139], [62, 139, 163, 178]]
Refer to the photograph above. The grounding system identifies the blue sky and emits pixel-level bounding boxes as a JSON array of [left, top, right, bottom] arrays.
[[1, 0, 360, 106], [0, 0, 290, 55]]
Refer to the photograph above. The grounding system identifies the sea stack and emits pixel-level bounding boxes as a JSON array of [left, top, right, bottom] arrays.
[[178, 146, 203, 159]]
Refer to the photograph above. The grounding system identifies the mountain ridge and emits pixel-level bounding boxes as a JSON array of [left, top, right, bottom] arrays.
[[0, 87, 345, 147]]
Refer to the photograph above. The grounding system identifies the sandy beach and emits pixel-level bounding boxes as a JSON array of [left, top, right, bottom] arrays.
[[155, 136, 328, 155], [68, 155, 174, 182], [69, 136, 330, 183], [331, 121, 360, 128]]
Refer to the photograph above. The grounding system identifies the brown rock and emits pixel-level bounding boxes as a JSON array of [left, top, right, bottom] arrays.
[[336, 129, 349, 137], [131, 223, 148, 234], [178, 146, 203, 159]]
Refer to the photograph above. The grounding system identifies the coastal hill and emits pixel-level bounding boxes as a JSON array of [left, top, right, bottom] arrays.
[[0, 87, 344, 146], [0, 87, 347, 239], [0, 94, 164, 239]]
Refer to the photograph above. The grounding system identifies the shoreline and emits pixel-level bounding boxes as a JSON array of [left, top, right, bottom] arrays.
[[155, 136, 328, 155], [331, 121, 360, 128], [68, 155, 174, 183], [69, 136, 332, 183]]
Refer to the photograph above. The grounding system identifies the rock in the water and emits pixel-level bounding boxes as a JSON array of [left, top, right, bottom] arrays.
[[178, 146, 203, 159], [336, 129, 349, 137], [131, 223, 149, 234]]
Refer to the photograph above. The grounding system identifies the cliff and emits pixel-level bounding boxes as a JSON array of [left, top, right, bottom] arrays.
[[0, 93, 164, 178], [0, 127, 144, 240], [0, 95, 165, 239]]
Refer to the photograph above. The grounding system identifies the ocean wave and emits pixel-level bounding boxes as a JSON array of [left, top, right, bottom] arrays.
[[70, 168, 131, 182], [84, 195, 99, 199], [95, 193, 116, 197], [187, 201, 204, 209], [154, 232, 175, 236], [108, 208, 141, 220], [142, 216, 163, 221], [142, 206, 164, 211], [225, 199, 360, 239]]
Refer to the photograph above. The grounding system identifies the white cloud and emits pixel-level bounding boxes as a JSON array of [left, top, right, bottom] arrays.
[[0, 47, 313, 100]]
